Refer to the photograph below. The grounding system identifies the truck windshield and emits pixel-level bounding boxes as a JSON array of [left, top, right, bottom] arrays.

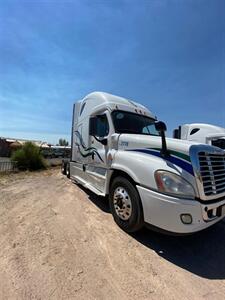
[[112, 110, 160, 136], [212, 139, 225, 150]]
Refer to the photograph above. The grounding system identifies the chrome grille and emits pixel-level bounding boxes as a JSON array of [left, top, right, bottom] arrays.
[[198, 151, 225, 197]]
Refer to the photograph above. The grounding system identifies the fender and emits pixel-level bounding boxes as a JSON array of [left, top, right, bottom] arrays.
[[109, 149, 197, 194], [110, 150, 160, 189]]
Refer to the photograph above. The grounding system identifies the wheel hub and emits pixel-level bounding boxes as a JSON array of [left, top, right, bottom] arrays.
[[113, 187, 132, 220]]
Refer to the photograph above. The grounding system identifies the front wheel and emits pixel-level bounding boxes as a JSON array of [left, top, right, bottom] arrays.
[[109, 176, 144, 233]]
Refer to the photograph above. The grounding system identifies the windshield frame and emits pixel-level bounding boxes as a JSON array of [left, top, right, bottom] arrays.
[[111, 110, 160, 136]]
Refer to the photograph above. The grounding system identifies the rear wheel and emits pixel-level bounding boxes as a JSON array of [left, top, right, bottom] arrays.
[[61, 162, 66, 175], [109, 176, 144, 233], [66, 163, 70, 178]]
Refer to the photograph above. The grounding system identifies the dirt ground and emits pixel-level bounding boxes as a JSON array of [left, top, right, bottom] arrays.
[[0, 168, 225, 300]]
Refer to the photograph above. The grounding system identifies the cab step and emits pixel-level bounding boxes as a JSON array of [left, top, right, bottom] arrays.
[[71, 175, 105, 196]]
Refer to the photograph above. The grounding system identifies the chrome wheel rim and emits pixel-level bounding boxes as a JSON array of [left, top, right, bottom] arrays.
[[113, 187, 132, 220]]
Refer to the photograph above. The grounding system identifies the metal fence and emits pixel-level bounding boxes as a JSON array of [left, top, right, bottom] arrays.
[[0, 161, 17, 172]]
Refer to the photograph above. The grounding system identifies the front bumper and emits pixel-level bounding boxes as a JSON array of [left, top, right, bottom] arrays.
[[137, 185, 225, 234]]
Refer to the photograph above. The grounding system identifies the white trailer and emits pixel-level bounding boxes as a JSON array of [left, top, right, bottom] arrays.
[[62, 92, 225, 234], [173, 123, 225, 150]]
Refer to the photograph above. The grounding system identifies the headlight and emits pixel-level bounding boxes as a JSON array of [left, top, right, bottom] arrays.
[[155, 170, 195, 199]]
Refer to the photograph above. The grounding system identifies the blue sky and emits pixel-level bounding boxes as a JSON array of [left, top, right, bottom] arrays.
[[0, 0, 224, 144]]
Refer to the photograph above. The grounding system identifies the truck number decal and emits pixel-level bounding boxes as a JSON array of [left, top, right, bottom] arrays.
[[120, 141, 129, 147]]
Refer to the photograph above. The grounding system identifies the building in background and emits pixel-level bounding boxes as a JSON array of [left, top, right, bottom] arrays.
[[0, 137, 49, 157], [0, 137, 70, 159]]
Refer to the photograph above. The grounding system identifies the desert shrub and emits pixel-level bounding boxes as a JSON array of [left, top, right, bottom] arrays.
[[11, 142, 46, 171]]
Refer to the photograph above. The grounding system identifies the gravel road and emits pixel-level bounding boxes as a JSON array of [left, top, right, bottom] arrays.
[[0, 168, 225, 299]]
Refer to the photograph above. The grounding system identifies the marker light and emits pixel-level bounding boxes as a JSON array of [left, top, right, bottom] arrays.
[[180, 214, 193, 224]]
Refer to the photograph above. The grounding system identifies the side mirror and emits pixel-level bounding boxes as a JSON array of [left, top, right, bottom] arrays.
[[155, 121, 169, 157], [173, 128, 179, 139], [155, 121, 167, 133]]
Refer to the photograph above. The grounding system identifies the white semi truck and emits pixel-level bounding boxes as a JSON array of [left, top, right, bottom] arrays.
[[173, 123, 225, 149], [62, 92, 225, 234]]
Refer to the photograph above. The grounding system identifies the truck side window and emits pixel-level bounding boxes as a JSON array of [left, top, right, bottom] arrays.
[[90, 114, 109, 137], [190, 128, 200, 135]]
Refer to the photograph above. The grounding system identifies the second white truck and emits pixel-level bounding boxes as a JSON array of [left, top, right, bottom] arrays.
[[62, 92, 225, 235], [173, 123, 225, 150]]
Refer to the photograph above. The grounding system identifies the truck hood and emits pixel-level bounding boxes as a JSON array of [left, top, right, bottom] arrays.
[[117, 134, 201, 159]]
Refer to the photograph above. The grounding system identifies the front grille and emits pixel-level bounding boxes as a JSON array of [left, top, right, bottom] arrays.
[[198, 151, 225, 196]]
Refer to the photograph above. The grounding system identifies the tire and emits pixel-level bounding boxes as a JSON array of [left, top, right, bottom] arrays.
[[109, 176, 144, 233], [66, 162, 70, 178], [61, 162, 66, 175]]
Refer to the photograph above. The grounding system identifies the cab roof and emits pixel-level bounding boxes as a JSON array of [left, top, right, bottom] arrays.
[[79, 91, 156, 120]]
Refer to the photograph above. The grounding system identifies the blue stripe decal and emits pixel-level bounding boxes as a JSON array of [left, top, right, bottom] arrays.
[[126, 149, 194, 176], [74, 130, 104, 162]]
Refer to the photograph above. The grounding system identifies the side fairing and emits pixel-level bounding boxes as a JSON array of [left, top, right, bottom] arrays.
[[72, 100, 91, 163]]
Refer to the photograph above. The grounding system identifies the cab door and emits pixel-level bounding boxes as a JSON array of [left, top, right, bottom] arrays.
[[87, 112, 110, 192]]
